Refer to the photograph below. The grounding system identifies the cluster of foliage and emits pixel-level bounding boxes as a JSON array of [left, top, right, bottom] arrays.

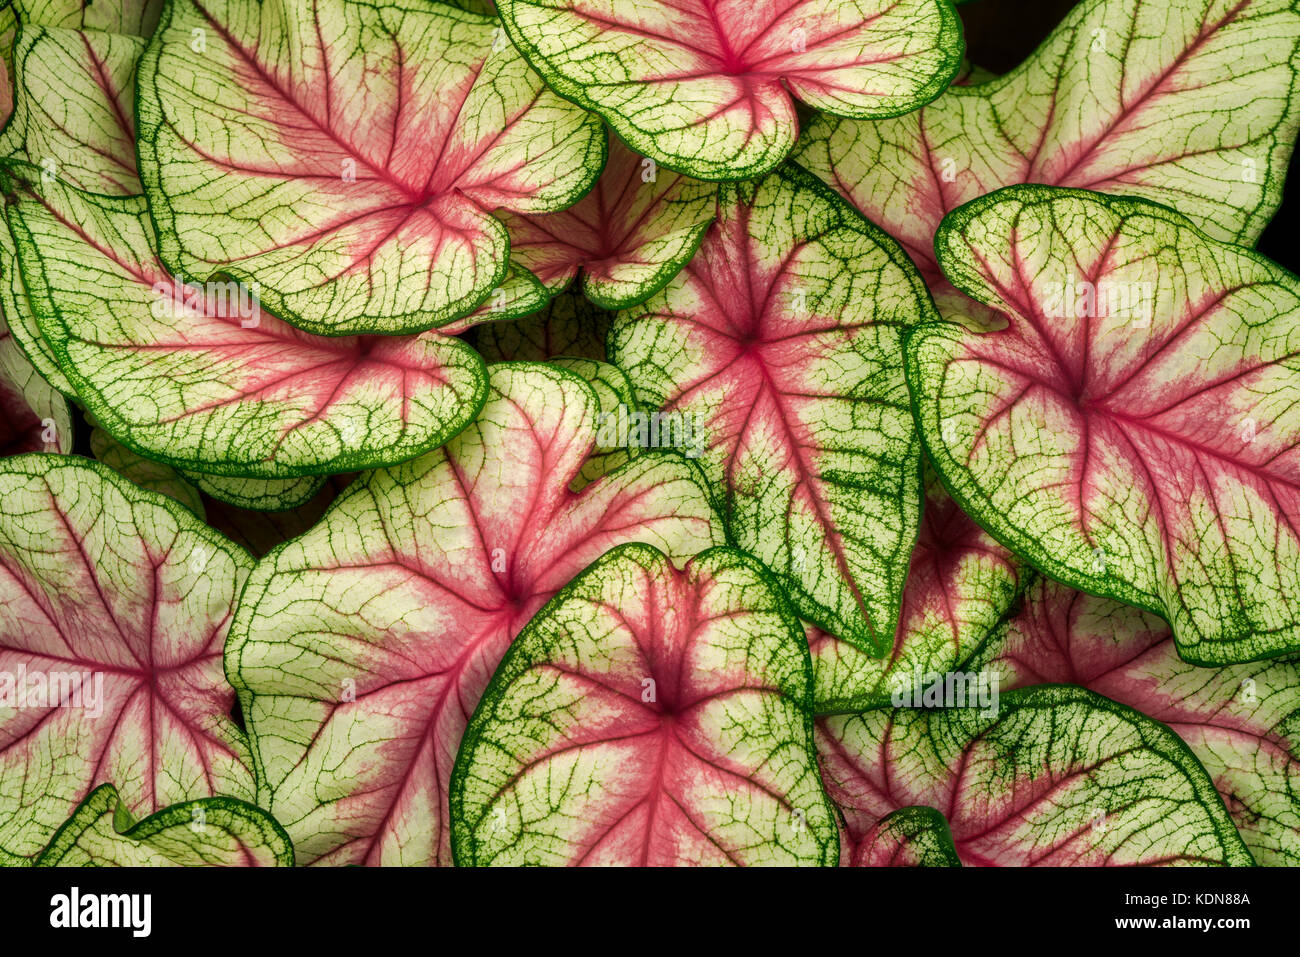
[[1, 0, 1298, 867]]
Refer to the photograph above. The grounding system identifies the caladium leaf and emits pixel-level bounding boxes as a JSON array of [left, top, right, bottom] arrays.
[[497, 0, 963, 181], [499, 136, 716, 309], [548, 356, 641, 490], [439, 259, 553, 333], [11, 0, 163, 34], [808, 470, 1021, 713], [794, 0, 1300, 285], [227, 363, 723, 866], [0, 183, 68, 394], [817, 685, 1255, 865], [136, 0, 605, 336], [452, 542, 839, 866], [977, 578, 1300, 865], [205, 476, 354, 560], [0, 454, 255, 863], [90, 427, 205, 517], [89, 423, 327, 514], [472, 289, 612, 361], [908, 186, 1300, 665], [0, 25, 142, 195], [35, 784, 293, 867], [850, 805, 960, 866], [612, 163, 935, 656], [6, 172, 490, 478], [181, 471, 326, 512]]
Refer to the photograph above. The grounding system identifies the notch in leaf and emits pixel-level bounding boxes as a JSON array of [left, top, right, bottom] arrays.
[[226, 363, 723, 865], [136, 0, 605, 336], [907, 185, 1300, 665], [818, 685, 1255, 866], [451, 542, 839, 866], [497, 0, 964, 181], [36, 784, 293, 867], [612, 162, 936, 657], [0, 454, 255, 864]]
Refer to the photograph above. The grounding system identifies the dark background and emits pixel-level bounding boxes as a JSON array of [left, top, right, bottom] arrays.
[[961, 0, 1297, 272]]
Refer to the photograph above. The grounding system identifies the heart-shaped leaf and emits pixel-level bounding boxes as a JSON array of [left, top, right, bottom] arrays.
[[452, 542, 839, 866], [976, 577, 1300, 865], [226, 363, 723, 865], [612, 163, 935, 656], [795, 0, 1300, 286], [5, 171, 489, 478], [817, 685, 1255, 865], [500, 136, 716, 309], [850, 805, 960, 866], [907, 186, 1300, 665], [36, 784, 293, 867], [136, 0, 605, 336], [808, 470, 1021, 712], [498, 0, 963, 180], [0, 454, 255, 864]]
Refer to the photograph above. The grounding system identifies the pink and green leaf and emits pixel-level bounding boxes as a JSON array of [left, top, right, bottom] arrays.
[[5, 171, 490, 478], [499, 135, 716, 309], [226, 363, 723, 866], [817, 685, 1255, 865], [452, 542, 839, 866], [136, 0, 605, 336], [1, 310, 69, 455], [35, 784, 293, 867], [0, 24, 142, 195], [849, 805, 960, 866], [548, 356, 642, 490], [612, 163, 936, 656], [907, 186, 1300, 665], [978, 577, 1300, 865], [497, 0, 964, 180], [794, 0, 1300, 285], [807, 469, 1021, 712], [0, 454, 255, 863]]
